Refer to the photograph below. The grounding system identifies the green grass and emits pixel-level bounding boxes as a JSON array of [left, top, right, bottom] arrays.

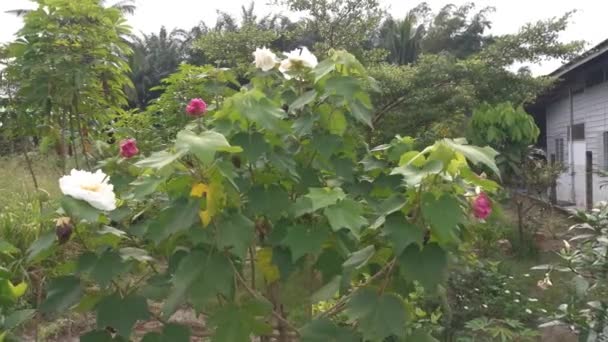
[[0, 154, 62, 251]]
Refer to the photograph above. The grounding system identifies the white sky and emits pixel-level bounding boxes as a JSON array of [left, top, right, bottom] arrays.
[[1, 0, 607, 75]]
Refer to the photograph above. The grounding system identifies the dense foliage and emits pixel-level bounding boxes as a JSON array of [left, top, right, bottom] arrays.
[[10, 48, 503, 341]]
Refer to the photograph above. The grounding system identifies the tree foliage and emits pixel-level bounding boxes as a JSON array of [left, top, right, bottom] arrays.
[[5, 0, 133, 170]]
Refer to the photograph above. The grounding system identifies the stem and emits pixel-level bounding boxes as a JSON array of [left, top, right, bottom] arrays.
[[68, 113, 80, 169], [22, 138, 39, 190], [249, 246, 256, 290], [319, 257, 397, 319], [229, 260, 300, 337], [73, 104, 91, 169], [59, 111, 68, 173]]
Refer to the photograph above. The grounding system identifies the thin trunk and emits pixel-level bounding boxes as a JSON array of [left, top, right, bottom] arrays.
[[59, 111, 68, 173], [68, 113, 80, 169], [75, 112, 91, 169], [517, 200, 525, 246], [73, 78, 91, 169], [22, 138, 39, 189]]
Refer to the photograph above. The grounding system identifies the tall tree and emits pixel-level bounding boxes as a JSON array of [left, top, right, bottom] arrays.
[[128, 27, 187, 108], [369, 11, 583, 145], [378, 4, 429, 65], [195, 2, 300, 72], [422, 3, 494, 59], [7, 0, 133, 170], [280, 0, 384, 58]]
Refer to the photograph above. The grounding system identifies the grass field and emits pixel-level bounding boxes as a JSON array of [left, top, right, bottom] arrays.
[[0, 154, 62, 251]]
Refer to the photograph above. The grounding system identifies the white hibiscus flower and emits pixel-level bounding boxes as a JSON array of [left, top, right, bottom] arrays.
[[253, 47, 278, 71], [279, 46, 318, 79], [59, 169, 116, 211]]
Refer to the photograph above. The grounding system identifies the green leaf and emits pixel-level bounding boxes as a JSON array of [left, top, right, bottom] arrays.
[[345, 289, 406, 340], [349, 99, 372, 127], [399, 243, 447, 292], [399, 151, 426, 167], [164, 250, 234, 318], [320, 110, 347, 136], [141, 324, 190, 342], [176, 130, 242, 165], [231, 132, 271, 162], [119, 247, 154, 263], [391, 159, 443, 187], [282, 225, 330, 262], [246, 185, 290, 220], [305, 187, 346, 212], [342, 245, 375, 269], [26, 231, 56, 263], [96, 293, 150, 338], [146, 198, 201, 243], [382, 213, 424, 255], [40, 276, 83, 313], [324, 199, 368, 236], [61, 195, 101, 222], [421, 193, 462, 244], [311, 275, 341, 303], [135, 150, 186, 169], [209, 300, 272, 342], [0, 240, 19, 256], [216, 213, 255, 259], [4, 309, 35, 330], [130, 175, 165, 200], [290, 90, 317, 112], [293, 114, 316, 136], [313, 59, 336, 82], [87, 250, 129, 288], [311, 134, 341, 159], [242, 93, 287, 132], [369, 194, 407, 229], [300, 318, 360, 342], [0, 279, 27, 305], [441, 139, 500, 178]]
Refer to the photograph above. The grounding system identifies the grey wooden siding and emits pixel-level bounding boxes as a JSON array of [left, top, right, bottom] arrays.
[[545, 79, 608, 205]]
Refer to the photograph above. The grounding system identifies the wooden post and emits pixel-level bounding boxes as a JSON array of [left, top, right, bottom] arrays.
[[550, 154, 557, 204], [586, 151, 593, 210]]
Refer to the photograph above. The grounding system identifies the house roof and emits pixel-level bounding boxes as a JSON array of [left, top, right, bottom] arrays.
[[550, 38, 608, 78]]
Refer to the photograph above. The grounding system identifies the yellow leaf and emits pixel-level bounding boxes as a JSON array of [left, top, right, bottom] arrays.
[[256, 248, 280, 283], [11, 282, 27, 298], [191, 183, 209, 198], [199, 210, 211, 227]]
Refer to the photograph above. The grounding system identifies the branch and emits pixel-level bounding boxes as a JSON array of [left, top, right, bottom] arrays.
[[319, 257, 397, 318], [229, 260, 301, 337]]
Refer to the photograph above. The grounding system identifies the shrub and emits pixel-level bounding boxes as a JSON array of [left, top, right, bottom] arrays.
[[27, 49, 501, 340]]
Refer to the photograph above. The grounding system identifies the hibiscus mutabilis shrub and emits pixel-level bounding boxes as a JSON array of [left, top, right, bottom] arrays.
[[31, 48, 501, 341]]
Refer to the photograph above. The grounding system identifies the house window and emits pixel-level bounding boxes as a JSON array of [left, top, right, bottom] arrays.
[[571, 123, 585, 140], [555, 138, 565, 163]]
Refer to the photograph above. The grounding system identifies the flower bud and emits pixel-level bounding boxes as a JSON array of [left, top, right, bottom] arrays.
[[472, 192, 492, 220], [119, 138, 139, 158], [55, 217, 74, 244], [186, 98, 207, 117]]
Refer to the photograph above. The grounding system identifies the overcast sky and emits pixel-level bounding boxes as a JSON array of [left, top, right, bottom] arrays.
[[1, 0, 607, 75]]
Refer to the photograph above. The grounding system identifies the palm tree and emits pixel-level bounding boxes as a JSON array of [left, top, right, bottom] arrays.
[[128, 27, 187, 108], [378, 11, 427, 65], [6, 0, 136, 16]]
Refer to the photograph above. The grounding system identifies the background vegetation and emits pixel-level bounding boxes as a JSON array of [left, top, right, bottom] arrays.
[[0, 0, 599, 341]]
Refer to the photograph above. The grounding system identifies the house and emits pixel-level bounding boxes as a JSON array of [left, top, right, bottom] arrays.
[[534, 39, 608, 209]]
